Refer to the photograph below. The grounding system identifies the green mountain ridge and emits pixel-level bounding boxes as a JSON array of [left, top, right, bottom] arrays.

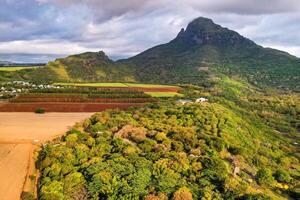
[[123, 17, 300, 90], [2, 17, 300, 92]]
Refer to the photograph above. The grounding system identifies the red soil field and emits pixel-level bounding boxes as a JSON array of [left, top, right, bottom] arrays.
[[11, 97, 156, 103], [0, 102, 145, 112]]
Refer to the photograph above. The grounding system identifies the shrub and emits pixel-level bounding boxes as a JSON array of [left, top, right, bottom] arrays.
[[35, 107, 45, 114], [274, 169, 292, 183], [256, 168, 275, 186], [239, 193, 271, 200], [20, 192, 35, 200], [228, 146, 243, 155]]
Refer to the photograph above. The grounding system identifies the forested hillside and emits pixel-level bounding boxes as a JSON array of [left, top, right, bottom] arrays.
[[36, 77, 300, 200]]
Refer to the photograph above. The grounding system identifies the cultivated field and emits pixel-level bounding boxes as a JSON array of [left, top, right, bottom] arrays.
[[145, 92, 183, 97], [54, 82, 179, 88], [0, 112, 93, 199], [0, 89, 155, 112], [0, 66, 41, 71], [0, 102, 145, 112], [54, 82, 182, 97]]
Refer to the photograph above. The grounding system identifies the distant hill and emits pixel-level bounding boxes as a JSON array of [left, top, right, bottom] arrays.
[[5, 17, 300, 91], [17, 51, 135, 83], [0, 61, 13, 66]]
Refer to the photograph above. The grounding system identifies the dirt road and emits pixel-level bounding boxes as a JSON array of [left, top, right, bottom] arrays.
[[0, 112, 93, 200]]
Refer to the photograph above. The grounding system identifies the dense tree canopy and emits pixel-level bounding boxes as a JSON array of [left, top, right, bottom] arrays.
[[36, 78, 299, 200]]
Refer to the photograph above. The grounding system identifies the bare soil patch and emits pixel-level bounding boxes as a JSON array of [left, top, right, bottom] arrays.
[[0, 112, 93, 199], [0, 112, 93, 142], [0, 144, 31, 200]]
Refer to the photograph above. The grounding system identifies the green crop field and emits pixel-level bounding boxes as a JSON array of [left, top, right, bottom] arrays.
[[124, 83, 179, 88], [54, 82, 128, 87], [54, 82, 179, 88], [0, 66, 41, 71], [145, 92, 183, 97]]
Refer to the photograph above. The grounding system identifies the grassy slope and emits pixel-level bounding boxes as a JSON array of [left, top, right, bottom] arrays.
[[0, 66, 41, 71]]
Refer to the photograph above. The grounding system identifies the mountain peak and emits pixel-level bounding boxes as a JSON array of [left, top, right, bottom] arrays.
[[187, 17, 219, 31], [67, 51, 112, 63], [174, 17, 252, 47]]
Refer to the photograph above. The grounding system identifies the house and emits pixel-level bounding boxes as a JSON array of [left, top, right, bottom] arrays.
[[177, 99, 193, 105], [195, 97, 208, 103]]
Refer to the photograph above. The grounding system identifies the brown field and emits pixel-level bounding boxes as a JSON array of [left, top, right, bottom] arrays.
[[0, 112, 94, 200], [0, 102, 145, 112], [0, 143, 32, 200]]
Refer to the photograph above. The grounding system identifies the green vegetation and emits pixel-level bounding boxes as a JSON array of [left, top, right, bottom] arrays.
[[54, 82, 128, 87], [145, 92, 182, 97], [14, 52, 136, 83], [11, 88, 156, 104], [124, 83, 179, 88], [35, 107, 45, 114], [53, 82, 179, 89], [20, 191, 35, 200], [36, 77, 300, 200], [0, 66, 41, 71]]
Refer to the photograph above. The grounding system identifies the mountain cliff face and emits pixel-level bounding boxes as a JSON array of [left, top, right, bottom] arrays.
[[173, 17, 256, 48], [10, 17, 300, 91]]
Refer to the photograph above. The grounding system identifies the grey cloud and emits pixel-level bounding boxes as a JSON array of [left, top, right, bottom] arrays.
[[0, 53, 66, 63], [41, 0, 300, 19], [0, 0, 299, 62], [189, 0, 300, 15], [38, 0, 156, 21]]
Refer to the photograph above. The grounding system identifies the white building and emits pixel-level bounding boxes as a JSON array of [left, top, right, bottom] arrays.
[[195, 97, 208, 103]]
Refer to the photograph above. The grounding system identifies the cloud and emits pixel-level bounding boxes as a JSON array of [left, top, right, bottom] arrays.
[[0, 0, 299, 62], [189, 0, 300, 15], [39, 0, 300, 16], [37, 0, 156, 21], [0, 39, 99, 54]]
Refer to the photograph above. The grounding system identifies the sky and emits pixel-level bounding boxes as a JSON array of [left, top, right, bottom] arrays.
[[0, 0, 299, 63]]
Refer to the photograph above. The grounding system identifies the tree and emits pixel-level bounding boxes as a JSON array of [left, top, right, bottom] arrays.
[[40, 180, 64, 200], [172, 187, 193, 200], [63, 172, 86, 196]]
